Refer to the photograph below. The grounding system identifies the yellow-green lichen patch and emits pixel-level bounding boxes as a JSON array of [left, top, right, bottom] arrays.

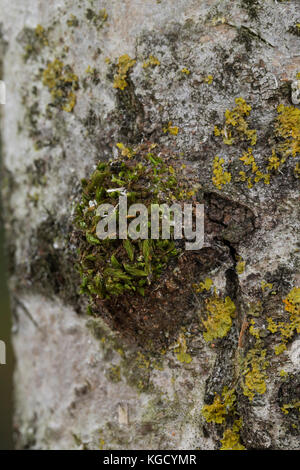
[[212, 156, 231, 189], [113, 54, 136, 90], [143, 55, 160, 68], [163, 121, 179, 136], [281, 401, 300, 415], [220, 419, 246, 450], [249, 319, 260, 339], [201, 387, 236, 424], [85, 8, 108, 30], [242, 343, 268, 401], [275, 105, 300, 159], [174, 333, 192, 364], [212, 97, 300, 191], [214, 97, 257, 146], [202, 388, 245, 449], [236, 260, 246, 274], [67, 14, 79, 28], [204, 74, 213, 85], [74, 142, 201, 349], [42, 58, 79, 112], [193, 277, 213, 293], [266, 287, 300, 355], [23, 24, 49, 62], [181, 67, 191, 75], [202, 294, 236, 342]]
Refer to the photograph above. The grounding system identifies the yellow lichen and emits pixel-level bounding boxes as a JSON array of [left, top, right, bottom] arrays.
[[35, 24, 48, 45], [163, 121, 179, 136], [249, 319, 260, 339], [113, 54, 136, 90], [281, 401, 300, 415], [174, 333, 192, 364], [242, 345, 268, 401], [204, 74, 213, 84], [280, 370, 288, 378], [181, 67, 191, 75], [267, 149, 282, 172], [201, 388, 236, 424], [202, 294, 236, 342], [261, 281, 273, 292], [275, 104, 300, 159], [214, 98, 257, 146], [236, 261, 246, 274], [42, 59, 79, 112], [193, 277, 213, 293], [267, 317, 278, 333], [220, 420, 245, 450], [116, 142, 135, 158], [212, 156, 231, 189], [266, 288, 299, 355], [143, 55, 160, 68]]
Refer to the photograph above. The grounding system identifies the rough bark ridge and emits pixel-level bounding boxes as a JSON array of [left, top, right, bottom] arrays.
[[0, 0, 299, 450]]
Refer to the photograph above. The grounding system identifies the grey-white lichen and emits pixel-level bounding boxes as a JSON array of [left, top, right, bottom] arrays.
[[291, 79, 300, 105]]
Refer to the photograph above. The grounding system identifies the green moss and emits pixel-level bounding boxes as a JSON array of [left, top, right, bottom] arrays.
[[75, 142, 196, 302], [106, 364, 121, 383]]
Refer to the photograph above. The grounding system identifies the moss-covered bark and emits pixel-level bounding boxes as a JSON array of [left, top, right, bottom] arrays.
[[0, 0, 299, 449]]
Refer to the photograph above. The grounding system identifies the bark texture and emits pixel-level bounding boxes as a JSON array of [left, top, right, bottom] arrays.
[[0, 0, 299, 450]]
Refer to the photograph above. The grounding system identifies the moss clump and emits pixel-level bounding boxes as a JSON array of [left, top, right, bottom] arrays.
[[113, 55, 136, 90], [75, 142, 197, 301], [202, 294, 236, 342], [242, 342, 268, 401], [42, 58, 79, 112]]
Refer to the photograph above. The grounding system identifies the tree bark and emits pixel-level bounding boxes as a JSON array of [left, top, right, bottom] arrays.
[[0, 0, 299, 450]]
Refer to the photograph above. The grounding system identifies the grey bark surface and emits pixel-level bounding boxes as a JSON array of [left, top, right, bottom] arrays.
[[0, 0, 299, 450]]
